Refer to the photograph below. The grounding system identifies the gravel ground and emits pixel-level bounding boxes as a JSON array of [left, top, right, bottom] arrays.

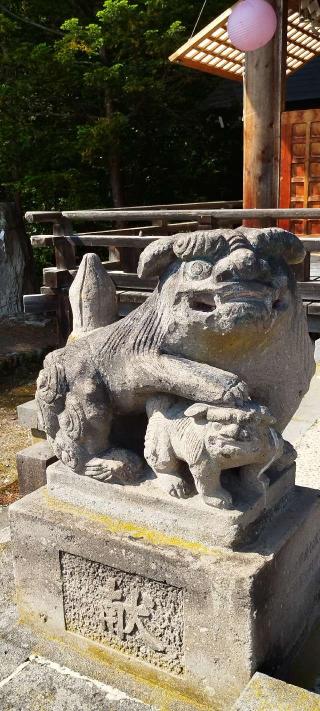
[[296, 418, 320, 491], [0, 364, 38, 504], [0, 314, 56, 505]]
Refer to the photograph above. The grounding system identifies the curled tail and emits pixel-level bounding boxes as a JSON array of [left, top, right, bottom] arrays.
[[36, 350, 68, 440], [36, 348, 114, 474]]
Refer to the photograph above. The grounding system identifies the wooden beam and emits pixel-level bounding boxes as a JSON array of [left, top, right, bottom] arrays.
[[23, 293, 58, 314], [169, 8, 233, 64], [174, 56, 243, 81], [100, 271, 156, 290], [300, 237, 320, 251], [26, 208, 320, 222], [307, 302, 320, 313], [26, 207, 320, 227], [25, 211, 62, 223], [25, 201, 243, 224], [117, 290, 149, 304], [32, 234, 159, 248], [31, 232, 320, 254], [243, 0, 288, 226], [298, 282, 320, 300]]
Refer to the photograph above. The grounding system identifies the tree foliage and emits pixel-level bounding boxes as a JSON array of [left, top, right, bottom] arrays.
[[0, 0, 243, 212]]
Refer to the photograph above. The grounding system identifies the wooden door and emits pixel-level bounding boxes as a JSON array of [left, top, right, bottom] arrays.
[[279, 108, 320, 236]]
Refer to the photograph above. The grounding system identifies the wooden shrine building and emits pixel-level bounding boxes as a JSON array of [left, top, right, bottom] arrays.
[[169, 1, 320, 236]]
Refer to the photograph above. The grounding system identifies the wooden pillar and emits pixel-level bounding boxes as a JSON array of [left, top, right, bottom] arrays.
[[52, 218, 75, 346], [243, 0, 288, 226]]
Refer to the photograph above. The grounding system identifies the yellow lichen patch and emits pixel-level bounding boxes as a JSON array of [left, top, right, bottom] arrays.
[[43, 489, 225, 559], [238, 673, 320, 711], [16, 602, 220, 711], [31, 431, 46, 444]]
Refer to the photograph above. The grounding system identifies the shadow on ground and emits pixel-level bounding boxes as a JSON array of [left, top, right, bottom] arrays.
[[0, 362, 40, 504]]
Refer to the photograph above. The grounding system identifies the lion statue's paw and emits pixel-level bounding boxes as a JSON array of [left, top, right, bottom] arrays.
[[83, 448, 143, 484]]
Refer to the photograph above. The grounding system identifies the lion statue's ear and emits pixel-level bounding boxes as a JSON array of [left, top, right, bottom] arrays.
[[137, 237, 176, 279], [184, 403, 209, 419], [138, 230, 229, 279], [240, 227, 306, 265]]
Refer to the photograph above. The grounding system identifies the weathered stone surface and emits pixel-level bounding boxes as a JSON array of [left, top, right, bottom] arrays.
[[0, 526, 10, 545], [0, 505, 9, 530], [232, 672, 320, 710], [35, 228, 314, 509], [47, 461, 295, 549], [283, 368, 320, 447], [296, 419, 320, 491], [16, 399, 38, 429], [16, 441, 56, 496], [8, 229, 319, 709], [145, 395, 284, 508], [0, 536, 36, 681], [0, 537, 153, 710], [61, 551, 184, 673], [9, 484, 320, 709], [0, 639, 30, 681], [16, 398, 46, 442], [0, 657, 154, 710], [68, 252, 117, 339]]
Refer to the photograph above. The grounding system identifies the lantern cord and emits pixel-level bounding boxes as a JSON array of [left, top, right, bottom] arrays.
[[190, 0, 208, 38]]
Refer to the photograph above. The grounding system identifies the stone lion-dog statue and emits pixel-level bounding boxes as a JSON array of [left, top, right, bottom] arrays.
[[36, 227, 315, 507]]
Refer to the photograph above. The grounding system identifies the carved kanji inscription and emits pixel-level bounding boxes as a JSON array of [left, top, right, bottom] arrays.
[[61, 552, 184, 673]]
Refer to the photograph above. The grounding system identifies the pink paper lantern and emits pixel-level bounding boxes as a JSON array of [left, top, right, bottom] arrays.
[[227, 0, 277, 52]]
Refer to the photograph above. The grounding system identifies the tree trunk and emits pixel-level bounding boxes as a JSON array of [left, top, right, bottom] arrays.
[[0, 201, 35, 316], [109, 151, 124, 208], [13, 192, 35, 295], [105, 95, 125, 208], [100, 43, 125, 209]]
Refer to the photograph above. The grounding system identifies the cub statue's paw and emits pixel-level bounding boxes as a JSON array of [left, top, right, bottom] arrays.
[[156, 473, 191, 499], [202, 487, 233, 509]]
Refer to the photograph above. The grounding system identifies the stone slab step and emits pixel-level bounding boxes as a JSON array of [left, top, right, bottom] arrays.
[[232, 672, 320, 710], [0, 656, 154, 711]]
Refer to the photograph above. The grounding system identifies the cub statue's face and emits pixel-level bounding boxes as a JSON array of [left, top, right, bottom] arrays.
[[138, 228, 305, 359]]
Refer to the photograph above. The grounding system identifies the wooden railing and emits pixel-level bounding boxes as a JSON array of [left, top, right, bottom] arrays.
[[24, 203, 320, 344]]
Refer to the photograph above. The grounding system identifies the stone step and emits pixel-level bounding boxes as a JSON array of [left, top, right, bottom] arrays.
[[0, 656, 154, 711], [232, 671, 320, 710]]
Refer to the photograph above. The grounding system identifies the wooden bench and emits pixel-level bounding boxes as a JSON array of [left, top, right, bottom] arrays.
[[24, 204, 320, 344]]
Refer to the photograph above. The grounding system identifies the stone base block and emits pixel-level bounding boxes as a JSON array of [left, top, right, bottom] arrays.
[[47, 461, 295, 550], [9, 482, 320, 710], [232, 672, 320, 710], [16, 442, 56, 496], [17, 398, 46, 443], [17, 399, 39, 429]]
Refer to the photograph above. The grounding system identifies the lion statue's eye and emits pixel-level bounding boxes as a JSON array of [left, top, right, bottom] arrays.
[[188, 260, 212, 279]]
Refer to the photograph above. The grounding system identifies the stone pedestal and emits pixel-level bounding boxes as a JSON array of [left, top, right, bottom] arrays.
[[9, 462, 320, 711], [232, 672, 320, 710], [16, 441, 56, 496]]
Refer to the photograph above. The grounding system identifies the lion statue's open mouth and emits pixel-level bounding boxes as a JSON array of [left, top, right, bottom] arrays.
[[190, 280, 287, 316]]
